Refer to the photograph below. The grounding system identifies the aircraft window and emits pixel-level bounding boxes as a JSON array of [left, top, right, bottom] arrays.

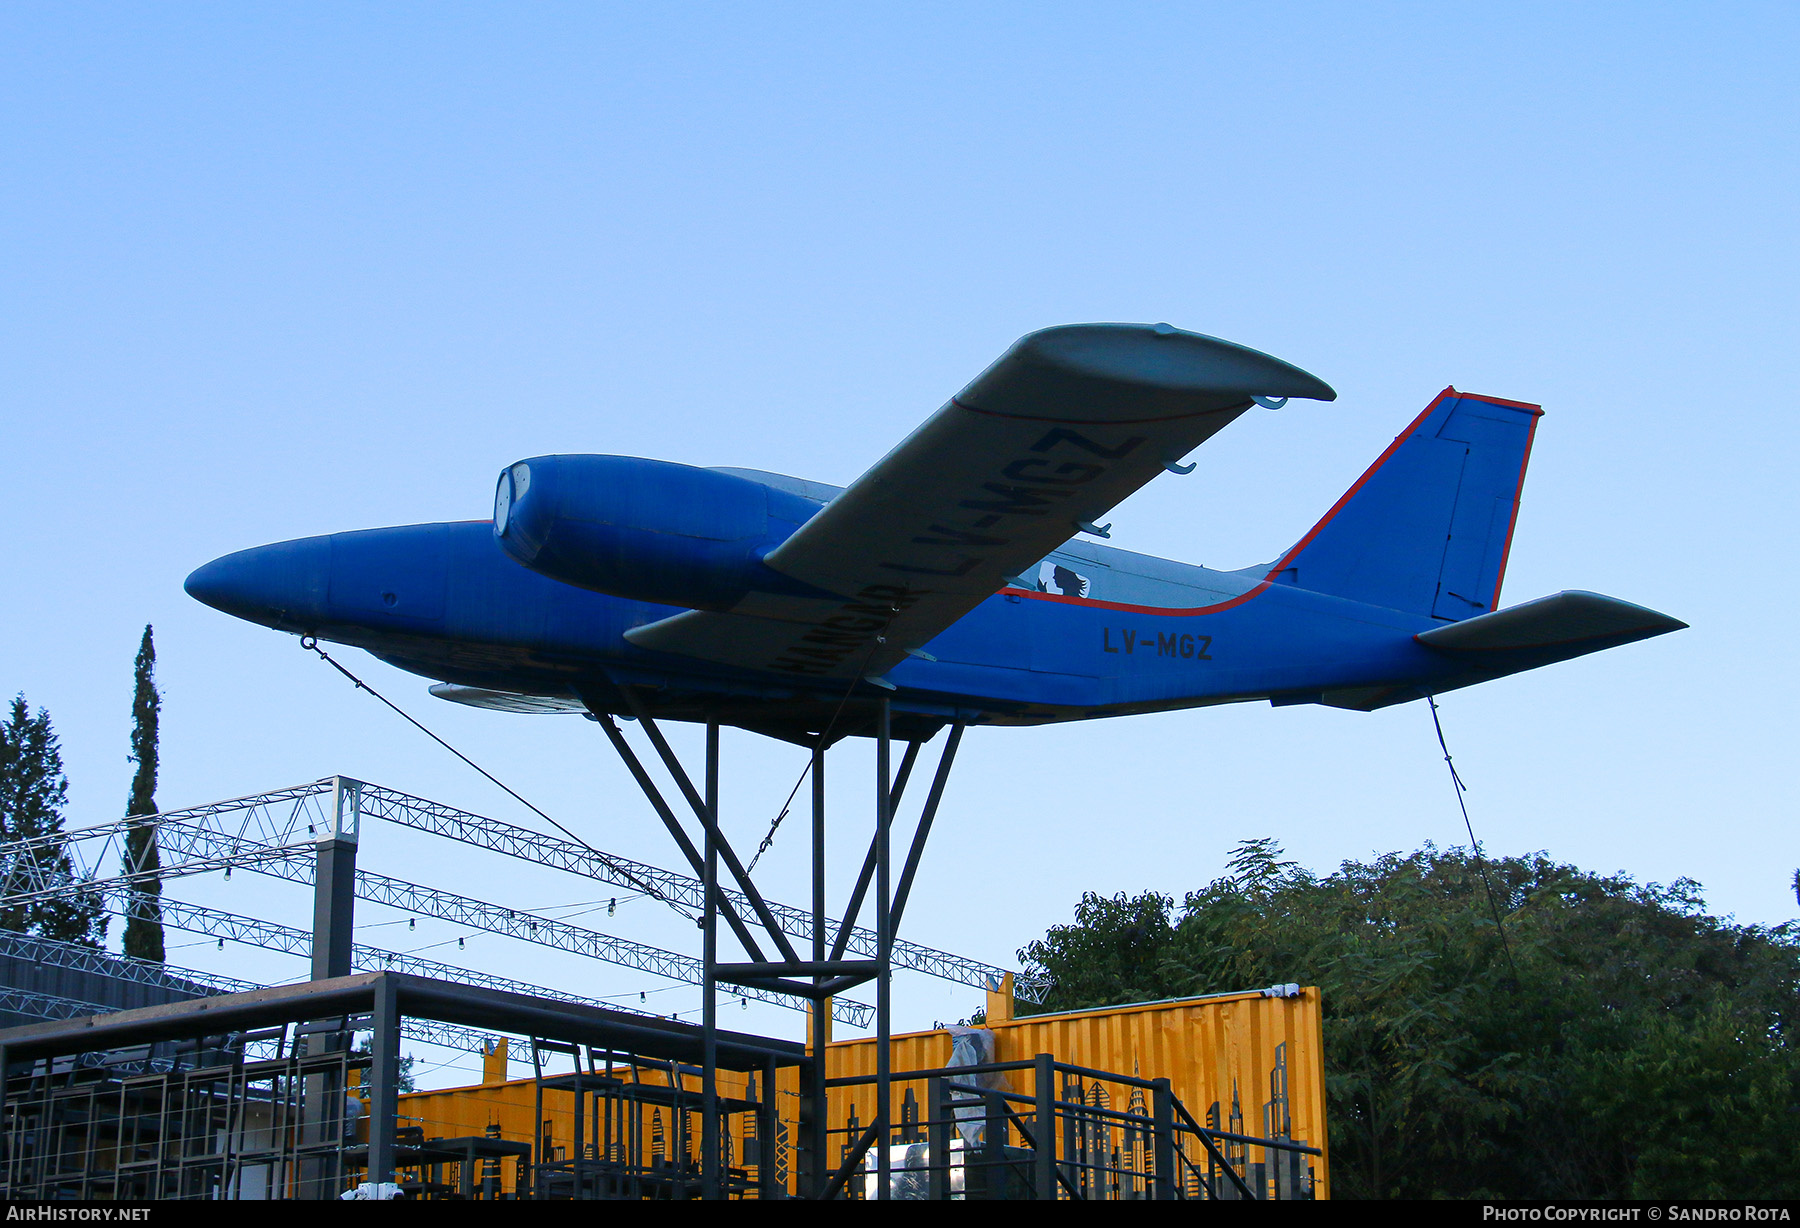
[[1051, 565, 1089, 598], [510, 462, 531, 499], [1016, 559, 1092, 596]]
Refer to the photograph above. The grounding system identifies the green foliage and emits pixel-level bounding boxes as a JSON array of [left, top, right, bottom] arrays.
[[353, 1039, 418, 1094], [123, 625, 166, 962], [1016, 887, 1178, 1014], [0, 696, 107, 946], [1017, 839, 1800, 1199], [1582, 996, 1800, 1199]]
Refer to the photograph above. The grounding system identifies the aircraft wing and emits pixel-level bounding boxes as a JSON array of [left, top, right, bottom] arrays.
[[626, 324, 1334, 683]]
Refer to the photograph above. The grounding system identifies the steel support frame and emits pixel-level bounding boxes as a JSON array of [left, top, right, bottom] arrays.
[[0, 971, 809, 1201], [594, 692, 965, 1200], [0, 772, 1046, 1004]]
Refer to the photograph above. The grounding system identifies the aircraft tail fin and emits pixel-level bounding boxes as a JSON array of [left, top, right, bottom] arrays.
[[1270, 388, 1541, 619]]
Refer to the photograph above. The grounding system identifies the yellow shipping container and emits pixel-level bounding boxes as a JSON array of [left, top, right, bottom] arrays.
[[394, 984, 1327, 1199]]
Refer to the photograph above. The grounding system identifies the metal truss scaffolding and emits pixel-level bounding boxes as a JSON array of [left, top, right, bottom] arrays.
[[0, 782, 873, 1027], [0, 775, 1042, 1005]]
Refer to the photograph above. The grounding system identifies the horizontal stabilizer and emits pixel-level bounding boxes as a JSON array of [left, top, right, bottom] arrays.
[[427, 684, 586, 714], [1415, 590, 1686, 665]]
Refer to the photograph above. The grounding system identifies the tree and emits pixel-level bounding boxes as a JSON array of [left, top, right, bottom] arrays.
[[0, 696, 107, 946], [1016, 888, 1179, 1014], [353, 1039, 417, 1093], [122, 625, 165, 961], [1016, 839, 1800, 1199]]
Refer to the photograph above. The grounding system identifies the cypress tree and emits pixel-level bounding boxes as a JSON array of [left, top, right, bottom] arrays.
[[122, 626, 165, 962], [0, 696, 106, 945]]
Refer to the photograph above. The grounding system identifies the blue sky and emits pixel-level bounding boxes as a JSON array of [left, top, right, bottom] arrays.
[[4, 3, 1795, 1083]]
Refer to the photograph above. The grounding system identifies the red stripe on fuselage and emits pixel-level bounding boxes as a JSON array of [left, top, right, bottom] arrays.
[[1264, 387, 1457, 577], [1000, 578, 1274, 617], [1000, 387, 1542, 619]]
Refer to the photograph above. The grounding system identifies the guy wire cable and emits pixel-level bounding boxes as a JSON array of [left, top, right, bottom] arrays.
[[299, 636, 692, 922], [1428, 695, 1521, 983]]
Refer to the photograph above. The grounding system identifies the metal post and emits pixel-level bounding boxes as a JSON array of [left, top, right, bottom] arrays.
[[0, 1042, 9, 1197], [311, 777, 360, 980], [531, 1041, 545, 1198], [829, 739, 921, 961], [367, 975, 400, 1189], [596, 712, 767, 961], [622, 694, 799, 963], [812, 740, 825, 970], [982, 1089, 1006, 1200], [298, 1013, 347, 1195], [927, 1075, 950, 1201], [1151, 1078, 1175, 1200], [890, 724, 963, 932], [758, 1054, 781, 1198], [702, 722, 720, 1200], [804, 740, 828, 1199], [875, 698, 892, 1200], [1034, 1053, 1057, 1200], [571, 1051, 586, 1199], [801, 1005, 830, 1199]]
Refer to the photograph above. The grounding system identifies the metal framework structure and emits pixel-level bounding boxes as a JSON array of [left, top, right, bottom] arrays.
[[0, 774, 1042, 1012], [0, 971, 809, 1200], [0, 987, 120, 1028], [578, 689, 983, 1200], [0, 692, 1090, 1199], [0, 970, 1317, 1200], [0, 929, 498, 1056], [0, 929, 251, 1000], [0, 787, 873, 1028], [151, 897, 650, 1022], [0, 884, 864, 1052], [353, 781, 1046, 1003], [0, 737, 1326, 1201]]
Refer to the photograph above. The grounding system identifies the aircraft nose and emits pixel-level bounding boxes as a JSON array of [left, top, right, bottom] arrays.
[[184, 536, 330, 631]]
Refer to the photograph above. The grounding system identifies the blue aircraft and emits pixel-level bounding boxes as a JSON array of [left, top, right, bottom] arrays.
[[185, 324, 1684, 742]]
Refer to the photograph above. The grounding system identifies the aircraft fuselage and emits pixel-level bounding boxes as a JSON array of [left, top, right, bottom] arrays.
[[186, 514, 1474, 727]]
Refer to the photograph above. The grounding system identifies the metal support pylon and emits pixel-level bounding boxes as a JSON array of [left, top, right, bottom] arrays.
[[702, 720, 720, 1199], [592, 689, 964, 1199], [875, 698, 893, 1201]]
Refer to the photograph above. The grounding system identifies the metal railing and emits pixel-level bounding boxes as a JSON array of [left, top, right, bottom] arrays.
[[823, 1054, 1321, 1200]]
